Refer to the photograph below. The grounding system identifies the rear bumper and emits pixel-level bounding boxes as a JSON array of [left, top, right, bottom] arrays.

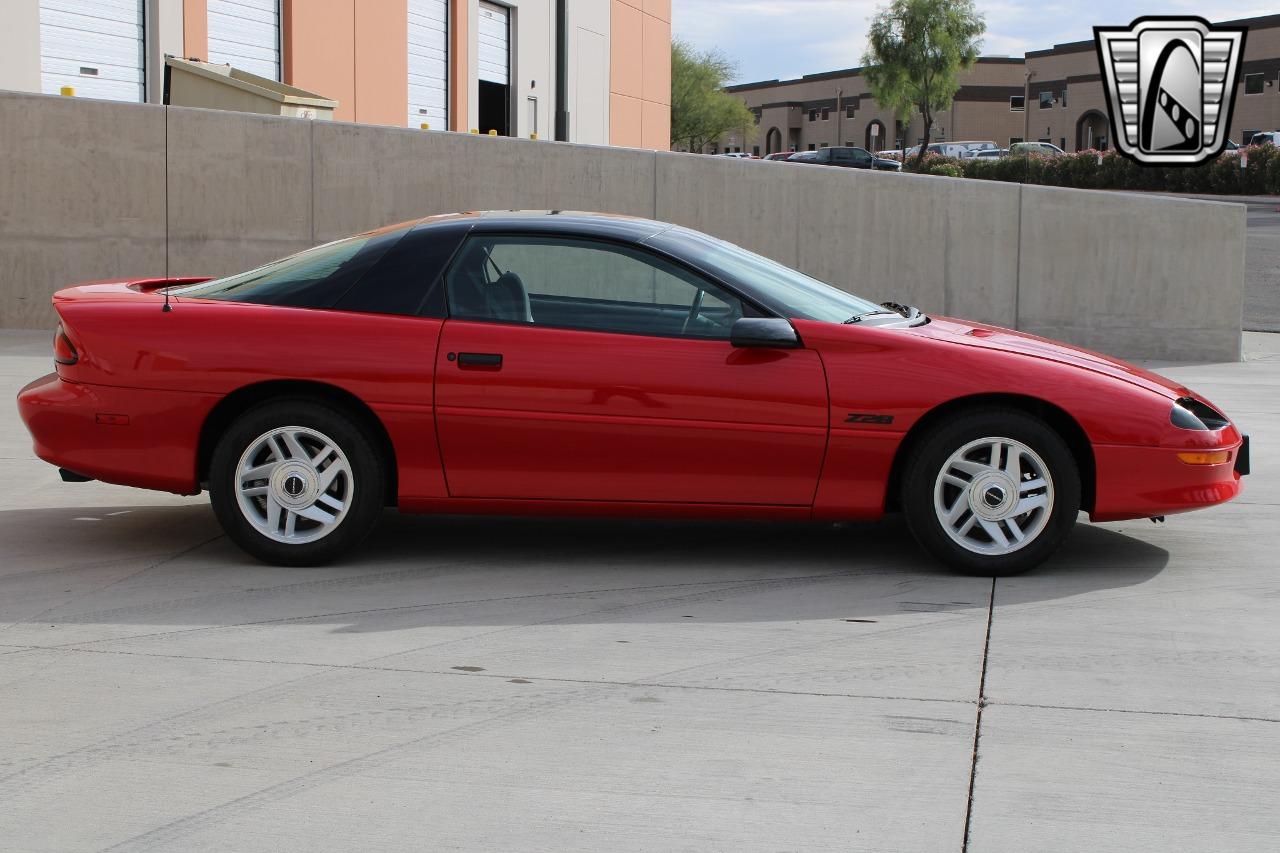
[[1091, 439, 1246, 522], [17, 373, 215, 495]]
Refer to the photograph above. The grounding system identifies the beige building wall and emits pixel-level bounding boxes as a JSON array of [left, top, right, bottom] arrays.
[[0, 0, 670, 149], [1027, 13, 1280, 151], [715, 59, 1025, 156], [704, 12, 1280, 157], [280, 0, 408, 127], [608, 0, 670, 149], [0, 0, 42, 95]]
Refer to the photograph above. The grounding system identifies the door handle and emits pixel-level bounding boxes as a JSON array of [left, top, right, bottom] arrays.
[[454, 352, 503, 367]]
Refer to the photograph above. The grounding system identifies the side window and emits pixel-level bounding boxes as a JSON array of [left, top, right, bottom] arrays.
[[445, 236, 748, 339]]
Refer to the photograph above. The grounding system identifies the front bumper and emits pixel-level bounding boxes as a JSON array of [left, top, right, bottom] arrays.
[[17, 372, 214, 495], [1091, 437, 1247, 522]]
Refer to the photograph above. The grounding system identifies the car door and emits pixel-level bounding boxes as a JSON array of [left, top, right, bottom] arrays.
[[434, 233, 830, 505]]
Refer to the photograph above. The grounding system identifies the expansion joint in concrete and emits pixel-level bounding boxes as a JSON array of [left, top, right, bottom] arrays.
[[961, 577, 996, 852]]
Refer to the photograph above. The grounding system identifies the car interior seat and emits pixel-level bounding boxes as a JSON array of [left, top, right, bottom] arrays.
[[448, 259, 533, 323]]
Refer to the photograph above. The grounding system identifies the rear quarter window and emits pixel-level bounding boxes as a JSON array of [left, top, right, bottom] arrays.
[[170, 226, 411, 309]]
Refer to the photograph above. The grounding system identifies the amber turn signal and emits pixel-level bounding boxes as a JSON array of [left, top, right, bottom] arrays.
[[1176, 450, 1231, 465]]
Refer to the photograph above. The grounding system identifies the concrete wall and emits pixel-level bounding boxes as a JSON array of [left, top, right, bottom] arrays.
[[0, 90, 1245, 362]]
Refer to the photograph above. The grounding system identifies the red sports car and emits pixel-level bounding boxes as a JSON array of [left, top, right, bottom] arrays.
[[18, 212, 1248, 574]]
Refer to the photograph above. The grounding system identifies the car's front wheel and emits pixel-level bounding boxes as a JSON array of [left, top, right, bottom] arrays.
[[901, 408, 1081, 576], [209, 400, 385, 566]]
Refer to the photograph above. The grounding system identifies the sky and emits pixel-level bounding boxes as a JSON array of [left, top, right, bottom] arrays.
[[673, 0, 1275, 85]]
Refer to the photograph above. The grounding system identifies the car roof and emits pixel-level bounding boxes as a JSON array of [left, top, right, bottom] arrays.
[[405, 210, 674, 242]]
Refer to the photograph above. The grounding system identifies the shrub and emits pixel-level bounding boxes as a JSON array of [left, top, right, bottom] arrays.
[[1267, 151, 1280, 195], [1240, 144, 1278, 195], [891, 142, 1263, 194], [1207, 153, 1242, 193]]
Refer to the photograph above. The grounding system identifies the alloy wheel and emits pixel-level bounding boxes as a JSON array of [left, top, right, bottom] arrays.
[[932, 436, 1055, 555], [234, 425, 353, 544]]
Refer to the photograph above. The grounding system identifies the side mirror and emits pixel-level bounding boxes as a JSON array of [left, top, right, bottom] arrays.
[[730, 318, 800, 348]]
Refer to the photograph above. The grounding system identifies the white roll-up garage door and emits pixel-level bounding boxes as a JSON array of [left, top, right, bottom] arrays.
[[39, 0, 145, 102], [478, 2, 509, 85], [207, 0, 281, 81], [408, 0, 449, 128]]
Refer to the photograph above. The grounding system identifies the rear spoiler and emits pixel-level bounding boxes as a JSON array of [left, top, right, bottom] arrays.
[[128, 277, 212, 293], [52, 277, 213, 304]]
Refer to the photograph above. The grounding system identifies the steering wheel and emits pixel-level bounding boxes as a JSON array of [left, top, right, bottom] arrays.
[[682, 289, 706, 334]]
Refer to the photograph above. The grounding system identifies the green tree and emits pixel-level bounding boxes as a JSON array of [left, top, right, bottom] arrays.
[[670, 39, 755, 153], [862, 0, 985, 166]]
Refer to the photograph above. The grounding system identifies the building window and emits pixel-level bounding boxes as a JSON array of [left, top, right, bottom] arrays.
[[846, 105, 856, 119], [807, 143, 816, 150], [821, 108, 830, 121], [1061, 89, 1068, 108], [1038, 91, 1053, 108], [1038, 137, 1052, 143], [1060, 137, 1067, 150], [1244, 73, 1264, 95], [1243, 129, 1260, 145], [820, 142, 829, 148], [808, 109, 818, 122], [1010, 96, 1024, 111], [752, 146, 760, 156], [1010, 137, 1024, 145]]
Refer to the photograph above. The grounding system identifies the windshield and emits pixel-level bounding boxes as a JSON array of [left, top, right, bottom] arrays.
[[647, 227, 886, 323]]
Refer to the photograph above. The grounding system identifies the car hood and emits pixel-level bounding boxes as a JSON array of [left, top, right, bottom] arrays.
[[910, 316, 1190, 399]]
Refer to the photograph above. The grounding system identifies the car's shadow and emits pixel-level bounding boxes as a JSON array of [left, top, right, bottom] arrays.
[[0, 502, 1170, 633]]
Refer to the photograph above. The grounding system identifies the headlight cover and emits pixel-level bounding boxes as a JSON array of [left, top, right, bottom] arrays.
[[1170, 397, 1229, 431]]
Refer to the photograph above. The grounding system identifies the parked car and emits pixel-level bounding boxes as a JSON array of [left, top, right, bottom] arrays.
[[908, 141, 998, 159], [787, 146, 902, 171], [953, 141, 1000, 159], [763, 152, 794, 161], [718, 152, 755, 159], [971, 149, 1007, 160], [1247, 131, 1279, 147], [1009, 142, 1066, 157], [19, 212, 1247, 575]]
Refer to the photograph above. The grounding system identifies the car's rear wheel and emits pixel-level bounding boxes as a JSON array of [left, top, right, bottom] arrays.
[[902, 408, 1080, 576], [209, 400, 384, 566]]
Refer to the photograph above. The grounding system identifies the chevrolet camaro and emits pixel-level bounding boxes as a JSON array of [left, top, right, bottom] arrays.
[[18, 212, 1248, 574]]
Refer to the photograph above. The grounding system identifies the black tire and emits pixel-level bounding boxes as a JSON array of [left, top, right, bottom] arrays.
[[901, 407, 1081, 576], [209, 399, 385, 566]]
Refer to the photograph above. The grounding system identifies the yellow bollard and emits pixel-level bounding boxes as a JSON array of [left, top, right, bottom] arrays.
[[530, 132, 538, 140], [470, 128, 479, 134], [420, 122, 430, 131], [488, 129, 497, 136], [59, 86, 75, 97]]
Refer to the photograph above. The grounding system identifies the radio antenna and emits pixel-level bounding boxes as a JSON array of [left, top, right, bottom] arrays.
[[162, 285, 172, 312]]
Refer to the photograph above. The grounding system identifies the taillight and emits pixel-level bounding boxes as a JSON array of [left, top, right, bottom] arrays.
[[54, 324, 78, 366]]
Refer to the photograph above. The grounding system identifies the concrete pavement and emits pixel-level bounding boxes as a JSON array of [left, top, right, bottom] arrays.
[[0, 329, 1277, 852]]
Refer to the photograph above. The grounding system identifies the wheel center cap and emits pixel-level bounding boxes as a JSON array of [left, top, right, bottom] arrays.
[[269, 462, 319, 509], [283, 475, 306, 498], [970, 473, 1017, 520]]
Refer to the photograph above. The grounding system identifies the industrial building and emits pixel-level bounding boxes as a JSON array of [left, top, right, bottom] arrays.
[[0, 0, 671, 148]]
